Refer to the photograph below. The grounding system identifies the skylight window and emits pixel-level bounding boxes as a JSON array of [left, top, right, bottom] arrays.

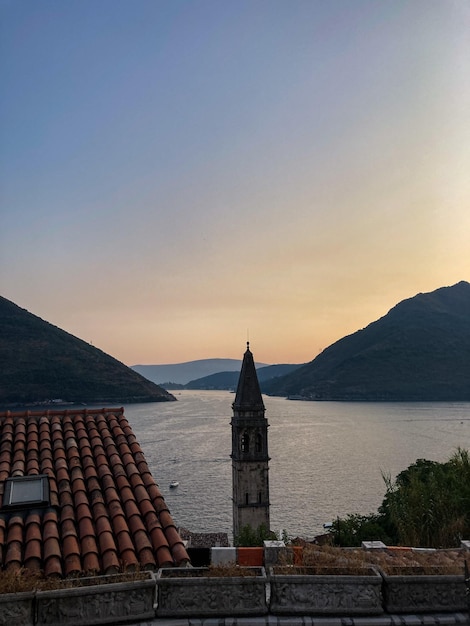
[[2, 475, 50, 510]]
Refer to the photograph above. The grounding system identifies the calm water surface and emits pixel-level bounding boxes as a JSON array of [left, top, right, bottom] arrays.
[[124, 391, 470, 540]]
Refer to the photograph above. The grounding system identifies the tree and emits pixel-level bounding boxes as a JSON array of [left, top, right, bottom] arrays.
[[381, 448, 470, 547], [331, 448, 470, 548], [330, 513, 394, 547]]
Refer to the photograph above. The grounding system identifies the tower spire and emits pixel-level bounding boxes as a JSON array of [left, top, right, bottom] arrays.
[[233, 341, 264, 412]]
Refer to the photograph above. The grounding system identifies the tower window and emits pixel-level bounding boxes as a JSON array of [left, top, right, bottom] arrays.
[[245, 492, 249, 505], [255, 433, 262, 453], [241, 432, 250, 453]]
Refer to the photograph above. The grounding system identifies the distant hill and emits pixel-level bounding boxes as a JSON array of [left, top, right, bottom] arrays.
[[0, 296, 175, 406], [263, 281, 470, 401], [131, 358, 268, 385], [185, 363, 303, 390]]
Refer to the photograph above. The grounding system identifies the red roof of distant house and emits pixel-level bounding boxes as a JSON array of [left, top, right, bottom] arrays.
[[0, 407, 189, 577]]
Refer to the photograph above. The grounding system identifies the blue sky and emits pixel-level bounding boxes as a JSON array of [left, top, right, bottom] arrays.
[[1, 0, 469, 365]]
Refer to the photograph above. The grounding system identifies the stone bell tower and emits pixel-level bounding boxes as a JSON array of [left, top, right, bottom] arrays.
[[231, 342, 270, 540]]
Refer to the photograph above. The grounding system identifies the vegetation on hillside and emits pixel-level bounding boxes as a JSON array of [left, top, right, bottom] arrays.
[[0, 296, 174, 405], [330, 448, 470, 548], [185, 364, 301, 391], [263, 281, 470, 401]]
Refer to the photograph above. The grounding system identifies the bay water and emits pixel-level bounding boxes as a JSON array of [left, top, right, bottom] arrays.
[[124, 391, 469, 541]]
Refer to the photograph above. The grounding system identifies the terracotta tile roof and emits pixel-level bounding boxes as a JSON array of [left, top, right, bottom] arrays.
[[0, 407, 189, 577]]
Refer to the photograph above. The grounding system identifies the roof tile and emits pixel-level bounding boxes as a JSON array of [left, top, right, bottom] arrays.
[[60, 504, 76, 524], [44, 554, 62, 577], [76, 502, 93, 521], [7, 517, 24, 544], [127, 513, 146, 536], [148, 522, 165, 542], [154, 544, 173, 567], [81, 535, 99, 557], [64, 552, 81, 576], [91, 500, 107, 519], [102, 549, 120, 574], [120, 548, 139, 569], [95, 515, 112, 536], [61, 518, 77, 539], [5, 541, 22, 571], [82, 550, 100, 574], [78, 517, 95, 539], [73, 490, 89, 507], [97, 530, 117, 555], [172, 542, 191, 566], [133, 528, 153, 553], [25, 520, 42, 543], [63, 534, 80, 557], [24, 537, 41, 564], [138, 498, 156, 520], [164, 525, 184, 549]]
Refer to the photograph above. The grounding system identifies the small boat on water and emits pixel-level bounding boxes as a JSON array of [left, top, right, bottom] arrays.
[[169, 481, 179, 489]]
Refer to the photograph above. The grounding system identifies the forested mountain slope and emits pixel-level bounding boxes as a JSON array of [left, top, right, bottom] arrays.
[[0, 296, 175, 405], [263, 281, 470, 401]]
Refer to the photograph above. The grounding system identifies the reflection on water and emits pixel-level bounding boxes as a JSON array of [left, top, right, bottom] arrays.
[[124, 391, 470, 539]]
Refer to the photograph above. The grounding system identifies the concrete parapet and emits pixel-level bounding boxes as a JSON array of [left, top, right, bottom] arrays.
[[361, 541, 386, 549], [210, 547, 236, 565], [263, 540, 294, 566]]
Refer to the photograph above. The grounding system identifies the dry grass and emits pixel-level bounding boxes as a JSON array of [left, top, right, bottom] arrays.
[[0, 567, 151, 595], [363, 548, 467, 575], [301, 544, 368, 568], [276, 544, 373, 576], [160, 564, 262, 578], [206, 563, 261, 577], [0, 569, 58, 594], [272, 565, 378, 576], [288, 544, 468, 576]]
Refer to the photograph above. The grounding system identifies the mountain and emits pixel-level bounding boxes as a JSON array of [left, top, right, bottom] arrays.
[[131, 358, 268, 385], [263, 281, 470, 401], [185, 363, 303, 390], [0, 296, 175, 406]]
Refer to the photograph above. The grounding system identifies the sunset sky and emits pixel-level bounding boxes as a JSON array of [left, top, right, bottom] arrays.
[[1, 1, 469, 366]]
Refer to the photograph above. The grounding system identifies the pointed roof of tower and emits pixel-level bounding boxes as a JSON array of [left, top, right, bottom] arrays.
[[233, 342, 265, 411]]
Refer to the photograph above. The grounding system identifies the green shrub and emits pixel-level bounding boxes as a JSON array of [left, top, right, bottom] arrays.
[[380, 448, 470, 547], [330, 513, 393, 547], [330, 448, 470, 548], [234, 523, 277, 547]]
